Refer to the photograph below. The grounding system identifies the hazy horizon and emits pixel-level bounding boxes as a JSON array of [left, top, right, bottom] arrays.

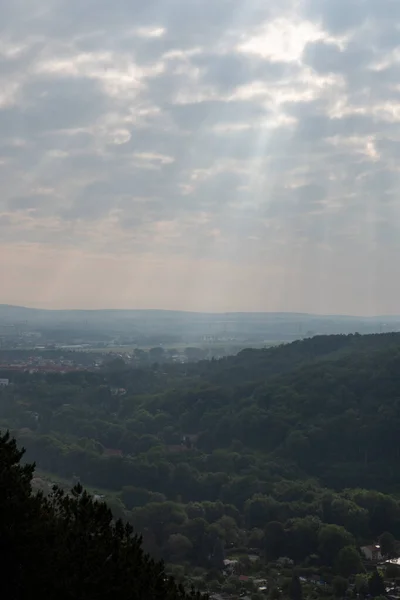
[[2, 301, 400, 321], [2, 1, 400, 315]]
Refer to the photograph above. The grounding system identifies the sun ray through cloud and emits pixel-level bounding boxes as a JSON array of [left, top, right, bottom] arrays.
[[1, 0, 400, 313]]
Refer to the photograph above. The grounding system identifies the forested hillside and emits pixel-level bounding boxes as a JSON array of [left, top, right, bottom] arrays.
[[2, 333, 400, 596]]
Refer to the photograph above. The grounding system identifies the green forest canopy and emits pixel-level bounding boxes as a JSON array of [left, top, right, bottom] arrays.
[[2, 333, 400, 575]]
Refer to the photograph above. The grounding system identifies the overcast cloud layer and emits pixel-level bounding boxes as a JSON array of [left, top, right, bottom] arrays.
[[1, 0, 400, 314]]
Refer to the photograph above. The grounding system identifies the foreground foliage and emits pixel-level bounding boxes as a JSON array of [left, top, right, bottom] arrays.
[[0, 432, 203, 600]]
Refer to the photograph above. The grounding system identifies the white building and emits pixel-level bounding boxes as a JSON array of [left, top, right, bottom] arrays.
[[361, 544, 382, 561], [0, 378, 9, 387]]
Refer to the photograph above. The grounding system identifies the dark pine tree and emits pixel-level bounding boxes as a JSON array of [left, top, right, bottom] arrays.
[[0, 431, 206, 600], [368, 568, 386, 598], [289, 572, 303, 600]]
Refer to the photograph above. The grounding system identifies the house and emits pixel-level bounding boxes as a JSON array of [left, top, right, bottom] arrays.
[[103, 448, 123, 457], [183, 433, 199, 443], [276, 557, 294, 567], [223, 558, 238, 574], [361, 544, 383, 561], [254, 579, 268, 593], [110, 387, 127, 396], [165, 444, 189, 453], [27, 411, 39, 422], [248, 554, 259, 563]]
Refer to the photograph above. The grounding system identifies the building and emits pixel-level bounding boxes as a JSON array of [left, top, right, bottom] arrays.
[[248, 554, 259, 563], [103, 448, 123, 457], [0, 378, 9, 387], [223, 559, 238, 574], [361, 544, 382, 561], [110, 387, 127, 396]]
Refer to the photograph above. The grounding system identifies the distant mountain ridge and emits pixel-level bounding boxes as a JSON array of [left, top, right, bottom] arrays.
[[1, 303, 399, 319], [1, 304, 400, 343]]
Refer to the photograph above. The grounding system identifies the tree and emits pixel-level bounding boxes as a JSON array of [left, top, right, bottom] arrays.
[[248, 527, 265, 549], [264, 521, 286, 561], [105, 357, 126, 371], [318, 524, 354, 565], [210, 537, 225, 569], [216, 515, 241, 545], [149, 347, 165, 363], [288, 573, 303, 600], [288, 573, 302, 600], [332, 576, 348, 597], [221, 580, 237, 595], [185, 348, 206, 362], [186, 503, 205, 520], [284, 431, 310, 463], [121, 485, 151, 510], [106, 496, 127, 520], [287, 516, 320, 560], [133, 348, 148, 364], [368, 569, 386, 597], [386, 561, 400, 579], [379, 531, 397, 558], [166, 533, 193, 562], [131, 501, 187, 546], [0, 431, 204, 600], [335, 545, 364, 577], [355, 574, 369, 599], [269, 586, 281, 600]]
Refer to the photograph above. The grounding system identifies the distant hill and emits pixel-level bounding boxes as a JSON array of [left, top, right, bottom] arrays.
[[2, 303, 400, 320], [1, 304, 400, 342]]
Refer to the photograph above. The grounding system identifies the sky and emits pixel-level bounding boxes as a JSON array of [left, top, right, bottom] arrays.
[[1, 0, 400, 315]]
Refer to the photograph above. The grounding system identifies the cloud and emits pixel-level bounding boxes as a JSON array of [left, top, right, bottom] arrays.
[[1, 0, 400, 314]]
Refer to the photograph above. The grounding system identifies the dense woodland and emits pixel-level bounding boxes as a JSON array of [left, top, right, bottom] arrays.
[[2, 333, 400, 597], [0, 432, 204, 600]]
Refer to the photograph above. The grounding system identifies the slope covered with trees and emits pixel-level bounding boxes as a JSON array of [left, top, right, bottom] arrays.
[[2, 332, 400, 593]]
